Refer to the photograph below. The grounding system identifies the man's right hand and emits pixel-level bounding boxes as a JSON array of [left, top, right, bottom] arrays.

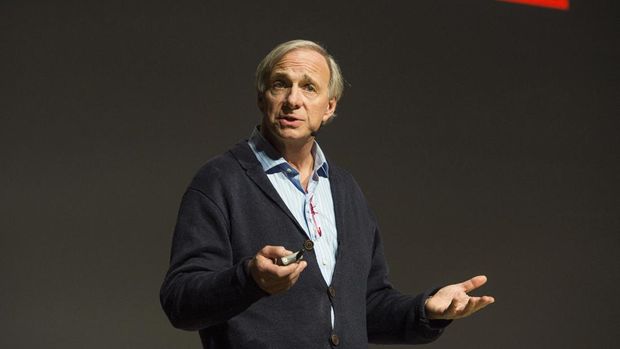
[[247, 245, 308, 294]]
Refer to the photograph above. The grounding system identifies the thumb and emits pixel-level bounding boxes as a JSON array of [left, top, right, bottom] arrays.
[[460, 275, 488, 292]]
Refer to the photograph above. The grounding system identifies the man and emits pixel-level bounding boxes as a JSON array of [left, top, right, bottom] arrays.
[[160, 39, 494, 348]]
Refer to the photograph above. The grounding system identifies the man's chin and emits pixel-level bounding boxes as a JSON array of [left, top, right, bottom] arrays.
[[275, 129, 314, 144], [276, 127, 306, 138]]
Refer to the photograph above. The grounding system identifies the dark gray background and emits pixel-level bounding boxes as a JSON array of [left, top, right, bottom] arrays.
[[1, 0, 618, 348]]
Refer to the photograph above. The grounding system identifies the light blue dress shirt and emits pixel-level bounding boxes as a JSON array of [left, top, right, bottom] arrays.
[[248, 127, 338, 326]]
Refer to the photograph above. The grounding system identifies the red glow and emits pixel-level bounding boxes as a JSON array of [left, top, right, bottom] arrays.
[[499, 0, 570, 10]]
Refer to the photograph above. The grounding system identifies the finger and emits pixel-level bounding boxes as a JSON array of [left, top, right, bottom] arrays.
[[482, 295, 495, 304], [269, 262, 300, 278], [253, 253, 276, 269], [467, 296, 494, 315], [271, 261, 308, 292], [460, 297, 478, 317], [282, 260, 307, 282], [259, 245, 294, 258], [287, 261, 308, 282], [472, 296, 495, 309], [254, 253, 297, 276], [460, 275, 488, 292], [461, 296, 494, 315], [270, 263, 307, 289]]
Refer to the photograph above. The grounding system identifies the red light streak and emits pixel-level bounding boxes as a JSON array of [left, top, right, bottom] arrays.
[[498, 0, 570, 10]]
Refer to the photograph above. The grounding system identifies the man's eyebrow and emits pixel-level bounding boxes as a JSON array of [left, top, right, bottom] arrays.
[[270, 72, 290, 81], [269, 72, 321, 86], [301, 74, 319, 85]]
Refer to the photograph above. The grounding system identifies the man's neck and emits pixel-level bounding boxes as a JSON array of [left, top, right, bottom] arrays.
[[260, 127, 315, 175]]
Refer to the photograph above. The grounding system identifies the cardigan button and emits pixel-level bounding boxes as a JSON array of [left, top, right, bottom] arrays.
[[303, 239, 314, 251], [330, 333, 340, 346], [328, 286, 336, 298]]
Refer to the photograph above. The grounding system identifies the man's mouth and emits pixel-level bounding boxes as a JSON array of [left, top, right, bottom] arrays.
[[278, 115, 302, 121], [277, 115, 304, 127]]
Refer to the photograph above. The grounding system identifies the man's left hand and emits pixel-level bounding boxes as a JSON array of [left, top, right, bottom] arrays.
[[424, 275, 495, 320]]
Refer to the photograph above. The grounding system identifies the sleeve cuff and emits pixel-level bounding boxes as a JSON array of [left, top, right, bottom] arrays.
[[235, 256, 269, 302], [417, 288, 452, 332]]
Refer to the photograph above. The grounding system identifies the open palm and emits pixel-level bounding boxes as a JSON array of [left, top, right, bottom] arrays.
[[425, 275, 495, 320]]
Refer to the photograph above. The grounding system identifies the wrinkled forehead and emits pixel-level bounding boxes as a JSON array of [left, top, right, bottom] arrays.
[[271, 49, 331, 82]]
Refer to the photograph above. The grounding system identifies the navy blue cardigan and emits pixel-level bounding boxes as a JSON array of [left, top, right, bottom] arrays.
[[160, 142, 449, 348]]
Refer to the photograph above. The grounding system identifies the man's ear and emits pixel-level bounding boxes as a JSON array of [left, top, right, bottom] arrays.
[[322, 98, 338, 123]]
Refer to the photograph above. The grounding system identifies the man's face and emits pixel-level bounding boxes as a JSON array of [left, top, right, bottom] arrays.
[[259, 49, 337, 146]]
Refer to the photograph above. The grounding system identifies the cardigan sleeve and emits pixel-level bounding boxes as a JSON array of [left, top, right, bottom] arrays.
[[365, 215, 452, 344], [160, 188, 267, 331]]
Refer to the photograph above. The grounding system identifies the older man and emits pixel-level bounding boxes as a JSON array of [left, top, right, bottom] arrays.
[[160, 40, 494, 348]]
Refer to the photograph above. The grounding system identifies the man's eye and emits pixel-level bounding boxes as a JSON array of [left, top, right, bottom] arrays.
[[304, 84, 316, 92], [272, 81, 285, 89]]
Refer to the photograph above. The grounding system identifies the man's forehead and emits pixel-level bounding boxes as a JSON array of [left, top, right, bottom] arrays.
[[271, 49, 330, 78]]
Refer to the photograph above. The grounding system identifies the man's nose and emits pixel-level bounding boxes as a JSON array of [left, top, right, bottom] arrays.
[[284, 85, 302, 109]]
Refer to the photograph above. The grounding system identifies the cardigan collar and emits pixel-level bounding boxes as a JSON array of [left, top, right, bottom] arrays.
[[229, 141, 307, 237]]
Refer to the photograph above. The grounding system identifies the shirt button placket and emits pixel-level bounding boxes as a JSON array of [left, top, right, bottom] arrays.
[[327, 285, 337, 346], [305, 195, 313, 238]]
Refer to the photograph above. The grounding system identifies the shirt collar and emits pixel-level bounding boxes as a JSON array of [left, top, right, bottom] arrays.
[[248, 126, 330, 178]]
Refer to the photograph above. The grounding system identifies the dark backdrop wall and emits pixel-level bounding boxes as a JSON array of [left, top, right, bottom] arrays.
[[1, 1, 618, 348]]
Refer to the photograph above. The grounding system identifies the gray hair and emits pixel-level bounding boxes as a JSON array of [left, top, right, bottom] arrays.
[[255, 40, 344, 101]]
